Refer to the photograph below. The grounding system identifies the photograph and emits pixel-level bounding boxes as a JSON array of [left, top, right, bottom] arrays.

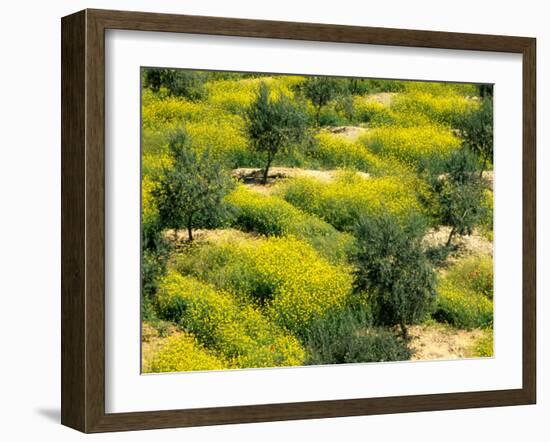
[[140, 69, 495, 373]]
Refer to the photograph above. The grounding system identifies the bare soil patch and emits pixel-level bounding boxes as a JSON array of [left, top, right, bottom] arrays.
[[367, 92, 397, 106], [141, 322, 179, 373], [232, 167, 370, 187], [423, 226, 493, 261], [481, 170, 493, 190], [409, 324, 487, 361], [326, 125, 369, 140], [165, 227, 259, 245], [438, 170, 493, 191]]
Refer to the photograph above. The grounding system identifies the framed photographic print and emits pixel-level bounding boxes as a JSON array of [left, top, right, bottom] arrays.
[[61, 9, 536, 433]]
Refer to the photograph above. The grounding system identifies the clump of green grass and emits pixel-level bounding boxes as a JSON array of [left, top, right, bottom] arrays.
[[279, 172, 425, 232], [479, 188, 494, 242], [391, 91, 479, 127], [432, 255, 494, 328], [149, 333, 228, 373], [444, 255, 493, 300], [205, 75, 302, 113], [225, 185, 354, 263], [310, 131, 388, 173], [173, 235, 353, 338], [403, 81, 478, 97], [469, 329, 494, 358], [353, 97, 396, 126], [363, 125, 461, 173], [304, 303, 413, 365], [156, 272, 306, 368]]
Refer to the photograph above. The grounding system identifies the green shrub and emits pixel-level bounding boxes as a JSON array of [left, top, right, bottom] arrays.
[[152, 129, 235, 241], [353, 212, 436, 338], [149, 333, 227, 373], [427, 148, 489, 246], [225, 185, 354, 263], [455, 97, 494, 174], [245, 82, 310, 183], [304, 303, 412, 365], [318, 106, 348, 126], [156, 272, 306, 368], [279, 172, 424, 232], [298, 76, 346, 125], [142, 68, 207, 100], [364, 79, 406, 93]]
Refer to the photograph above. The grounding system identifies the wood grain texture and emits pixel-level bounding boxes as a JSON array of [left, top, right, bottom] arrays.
[[61, 10, 86, 432], [522, 38, 537, 403], [61, 8, 537, 433]]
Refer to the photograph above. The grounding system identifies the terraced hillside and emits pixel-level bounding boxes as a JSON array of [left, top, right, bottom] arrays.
[[140, 70, 494, 372]]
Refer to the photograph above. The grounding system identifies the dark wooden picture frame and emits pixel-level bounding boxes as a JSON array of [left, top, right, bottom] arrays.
[[61, 8, 536, 433]]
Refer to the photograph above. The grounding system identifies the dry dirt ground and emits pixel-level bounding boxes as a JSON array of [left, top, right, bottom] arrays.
[[232, 167, 370, 191], [142, 321, 489, 369], [409, 324, 488, 360], [326, 125, 369, 140], [165, 227, 259, 245], [481, 170, 493, 190], [141, 322, 180, 373], [366, 92, 397, 106], [423, 226, 493, 261]]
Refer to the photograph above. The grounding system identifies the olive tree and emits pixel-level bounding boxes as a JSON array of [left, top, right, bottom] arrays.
[[430, 148, 488, 247], [301, 76, 343, 125], [456, 97, 493, 178], [143, 68, 206, 100], [353, 212, 436, 339], [245, 82, 309, 184], [153, 129, 234, 241]]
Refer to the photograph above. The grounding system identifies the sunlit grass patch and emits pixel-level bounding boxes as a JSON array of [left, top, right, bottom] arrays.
[[142, 90, 224, 131], [142, 175, 159, 228], [444, 255, 493, 300], [433, 255, 493, 329], [479, 188, 494, 242], [226, 185, 354, 263], [148, 332, 228, 373], [403, 81, 478, 97], [362, 125, 461, 172], [469, 328, 494, 357], [156, 272, 306, 368], [279, 172, 425, 232], [311, 130, 389, 173], [353, 96, 397, 126], [173, 235, 353, 338], [205, 75, 303, 113], [391, 91, 479, 127], [141, 88, 255, 171]]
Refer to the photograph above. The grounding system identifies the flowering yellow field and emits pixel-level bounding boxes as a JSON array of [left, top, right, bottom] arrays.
[[140, 70, 494, 372]]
